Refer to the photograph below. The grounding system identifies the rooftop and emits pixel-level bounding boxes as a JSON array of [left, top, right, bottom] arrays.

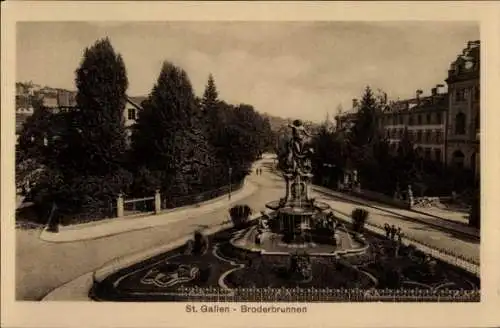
[[446, 40, 480, 83]]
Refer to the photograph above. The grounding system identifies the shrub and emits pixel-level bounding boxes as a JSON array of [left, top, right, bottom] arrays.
[[351, 208, 369, 234], [229, 204, 252, 228], [193, 230, 209, 255]]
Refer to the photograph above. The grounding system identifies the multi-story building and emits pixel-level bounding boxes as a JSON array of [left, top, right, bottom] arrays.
[[334, 40, 480, 174], [15, 82, 41, 115], [444, 40, 480, 176], [124, 96, 147, 142], [334, 99, 360, 131], [124, 96, 146, 127], [335, 89, 448, 164], [15, 82, 147, 145], [380, 86, 448, 163]]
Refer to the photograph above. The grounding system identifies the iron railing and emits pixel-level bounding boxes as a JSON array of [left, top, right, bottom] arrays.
[[123, 196, 155, 215], [162, 181, 244, 210]]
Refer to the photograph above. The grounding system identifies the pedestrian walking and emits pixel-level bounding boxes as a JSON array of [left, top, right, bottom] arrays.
[[390, 224, 397, 241], [384, 223, 391, 239]]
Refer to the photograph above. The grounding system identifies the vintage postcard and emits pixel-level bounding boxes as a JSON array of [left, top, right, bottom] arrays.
[[2, 1, 500, 328]]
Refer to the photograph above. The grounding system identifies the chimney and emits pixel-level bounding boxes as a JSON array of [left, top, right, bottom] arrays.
[[416, 89, 423, 100], [436, 84, 445, 95], [352, 98, 358, 109], [431, 88, 437, 96]]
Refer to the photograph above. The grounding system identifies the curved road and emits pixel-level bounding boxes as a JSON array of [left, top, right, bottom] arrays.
[[15, 157, 478, 300]]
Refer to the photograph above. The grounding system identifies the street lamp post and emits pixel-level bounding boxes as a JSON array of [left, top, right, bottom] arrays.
[[228, 167, 233, 200]]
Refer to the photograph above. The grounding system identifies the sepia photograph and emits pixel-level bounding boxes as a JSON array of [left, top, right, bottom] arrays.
[[2, 2, 500, 328]]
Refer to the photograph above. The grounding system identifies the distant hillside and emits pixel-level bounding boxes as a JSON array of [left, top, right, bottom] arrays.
[[261, 113, 291, 132], [261, 113, 321, 134]]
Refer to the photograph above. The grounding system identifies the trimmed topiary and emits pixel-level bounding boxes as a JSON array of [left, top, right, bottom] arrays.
[[229, 204, 252, 228], [352, 208, 369, 234]]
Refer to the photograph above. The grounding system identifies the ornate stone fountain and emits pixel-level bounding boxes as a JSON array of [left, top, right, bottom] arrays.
[[265, 119, 331, 244]]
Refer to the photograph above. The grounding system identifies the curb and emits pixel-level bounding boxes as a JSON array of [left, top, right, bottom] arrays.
[[312, 186, 479, 240], [42, 213, 262, 301], [407, 207, 469, 225], [39, 180, 257, 243]]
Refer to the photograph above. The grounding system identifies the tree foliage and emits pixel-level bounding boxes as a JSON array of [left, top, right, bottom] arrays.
[[18, 38, 276, 224], [200, 74, 273, 184], [50, 37, 132, 215], [132, 62, 214, 196]]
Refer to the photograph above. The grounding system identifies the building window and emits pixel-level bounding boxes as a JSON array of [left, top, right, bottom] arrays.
[[455, 112, 466, 135], [399, 116, 404, 125], [435, 112, 442, 124], [474, 86, 480, 101], [415, 147, 423, 158], [452, 150, 465, 168], [436, 131, 443, 143], [386, 129, 390, 138], [416, 130, 422, 143], [127, 108, 136, 120], [409, 116, 414, 126], [426, 113, 431, 125], [455, 88, 466, 102], [475, 111, 480, 130], [425, 130, 431, 143], [424, 148, 431, 161], [434, 149, 442, 162], [417, 115, 422, 125]]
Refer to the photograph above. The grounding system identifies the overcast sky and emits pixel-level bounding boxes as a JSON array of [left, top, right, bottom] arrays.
[[17, 21, 479, 122]]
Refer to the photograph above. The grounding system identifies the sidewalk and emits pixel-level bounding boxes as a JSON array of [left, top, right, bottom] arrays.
[[40, 179, 257, 243], [410, 206, 469, 225], [332, 210, 479, 276], [312, 185, 479, 239]]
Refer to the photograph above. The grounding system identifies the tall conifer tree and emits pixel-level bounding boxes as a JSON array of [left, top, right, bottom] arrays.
[[132, 62, 213, 196], [56, 37, 131, 215]]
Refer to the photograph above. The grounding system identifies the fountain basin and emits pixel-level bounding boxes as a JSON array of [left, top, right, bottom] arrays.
[[265, 200, 330, 212], [230, 225, 369, 258]]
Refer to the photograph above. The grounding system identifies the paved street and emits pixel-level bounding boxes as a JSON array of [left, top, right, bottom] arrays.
[[15, 158, 479, 300], [16, 165, 282, 301]]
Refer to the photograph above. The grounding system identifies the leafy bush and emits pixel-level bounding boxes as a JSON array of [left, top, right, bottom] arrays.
[[229, 204, 252, 228], [351, 208, 369, 234]]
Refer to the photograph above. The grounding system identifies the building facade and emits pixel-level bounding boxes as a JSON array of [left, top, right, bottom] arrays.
[[444, 40, 480, 175], [334, 99, 360, 131], [123, 96, 146, 143], [381, 86, 448, 163], [15, 82, 146, 145], [334, 40, 480, 175]]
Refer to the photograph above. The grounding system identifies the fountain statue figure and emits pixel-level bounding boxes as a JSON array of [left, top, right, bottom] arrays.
[[284, 120, 314, 176], [279, 120, 315, 207]]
